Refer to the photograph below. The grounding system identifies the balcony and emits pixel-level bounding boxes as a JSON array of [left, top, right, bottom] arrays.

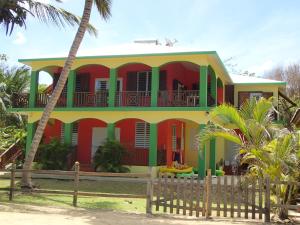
[[74, 91, 108, 107], [115, 91, 151, 107], [158, 90, 199, 107]]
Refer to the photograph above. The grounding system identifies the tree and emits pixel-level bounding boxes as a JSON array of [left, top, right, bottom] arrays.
[[199, 98, 299, 220], [0, 0, 96, 35], [266, 63, 300, 101], [22, 0, 111, 188]]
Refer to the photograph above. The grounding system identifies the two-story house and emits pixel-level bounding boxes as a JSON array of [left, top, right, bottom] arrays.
[[11, 51, 286, 178]]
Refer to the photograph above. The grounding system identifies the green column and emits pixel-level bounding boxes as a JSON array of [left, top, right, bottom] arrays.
[[210, 69, 217, 106], [29, 71, 38, 108], [198, 124, 206, 179], [25, 122, 36, 155], [107, 123, 115, 140], [149, 123, 157, 166], [67, 70, 76, 108], [108, 68, 117, 107], [199, 66, 208, 107], [209, 138, 216, 175], [64, 123, 73, 145], [151, 67, 159, 107]]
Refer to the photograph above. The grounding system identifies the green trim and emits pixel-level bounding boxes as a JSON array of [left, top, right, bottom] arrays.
[[66, 70, 76, 107], [199, 66, 208, 107], [64, 123, 73, 145], [198, 124, 206, 179], [29, 71, 38, 107], [209, 138, 216, 175], [107, 123, 115, 140], [151, 67, 159, 107], [149, 123, 157, 166], [108, 68, 117, 107], [210, 68, 217, 106], [10, 106, 213, 112], [19, 51, 218, 62], [25, 122, 36, 156], [234, 82, 286, 86]]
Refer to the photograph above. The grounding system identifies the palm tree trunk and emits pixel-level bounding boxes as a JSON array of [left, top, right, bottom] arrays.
[[21, 0, 94, 188]]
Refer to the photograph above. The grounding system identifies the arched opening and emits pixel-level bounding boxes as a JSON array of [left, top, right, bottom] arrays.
[[158, 62, 200, 107], [72, 118, 108, 170], [116, 63, 152, 107], [115, 118, 150, 167], [74, 64, 110, 107], [217, 78, 224, 105], [36, 66, 66, 107]]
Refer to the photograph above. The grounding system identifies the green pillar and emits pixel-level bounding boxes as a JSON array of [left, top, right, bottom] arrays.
[[107, 123, 115, 140], [67, 70, 76, 108], [108, 68, 117, 107], [199, 66, 208, 107], [209, 138, 216, 175], [25, 122, 36, 155], [64, 123, 73, 145], [210, 69, 217, 106], [151, 67, 159, 107], [29, 71, 38, 108], [198, 124, 206, 179], [149, 123, 157, 166]]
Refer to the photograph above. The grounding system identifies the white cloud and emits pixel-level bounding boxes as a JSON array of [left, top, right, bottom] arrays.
[[12, 32, 27, 45], [248, 60, 275, 76]]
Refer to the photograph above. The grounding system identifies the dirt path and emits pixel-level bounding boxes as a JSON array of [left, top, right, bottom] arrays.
[[0, 203, 275, 225]]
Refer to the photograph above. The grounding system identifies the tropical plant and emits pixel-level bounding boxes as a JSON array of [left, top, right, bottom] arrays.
[[22, 0, 111, 188], [34, 138, 72, 170], [0, 0, 96, 35], [0, 126, 26, 153], [198, 98, 300, 220], [93, 139, 129, 173]]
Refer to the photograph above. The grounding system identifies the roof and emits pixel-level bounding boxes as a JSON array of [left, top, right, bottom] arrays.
[[230, 74, 286, 85]]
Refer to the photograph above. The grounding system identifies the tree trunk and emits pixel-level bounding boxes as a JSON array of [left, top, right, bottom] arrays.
[[21, 0, 93, 188]]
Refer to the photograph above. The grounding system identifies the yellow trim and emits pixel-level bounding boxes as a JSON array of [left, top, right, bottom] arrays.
[[25, 111, 209, 124]]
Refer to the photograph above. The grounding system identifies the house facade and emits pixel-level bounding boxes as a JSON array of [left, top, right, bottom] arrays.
[[11, 51, 286, 177]]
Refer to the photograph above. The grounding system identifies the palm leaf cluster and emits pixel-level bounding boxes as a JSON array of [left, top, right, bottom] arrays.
[[198, 98, 300, 181], [0, 0, 97, 35]]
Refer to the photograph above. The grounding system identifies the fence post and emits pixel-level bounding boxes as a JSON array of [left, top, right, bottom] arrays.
[[205, 169, 212, 219], [9, 162, 16, 201], [264, 176, 271, 222], [146, 166, 154, 214], [73, 161, 80, 207]]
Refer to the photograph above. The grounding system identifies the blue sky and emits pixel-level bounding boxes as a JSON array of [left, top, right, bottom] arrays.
[[1, 0, 300, 84]]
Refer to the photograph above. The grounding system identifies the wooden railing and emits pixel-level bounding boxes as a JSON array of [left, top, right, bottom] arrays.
[[74, 91, 108, 107], [11, 93, 29, 108], [115, 91, 151, 107], [158, 90, 199, 107], [0, 140, 23, 169], [36, 92, 67, 107]]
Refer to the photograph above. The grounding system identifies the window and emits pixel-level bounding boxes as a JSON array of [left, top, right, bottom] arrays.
[[95, 79, 122, 92], [135, 122, 150, 148], [60, 123, 78, 146], [250, 92, 262, 101], [137, 71, 151, 93]]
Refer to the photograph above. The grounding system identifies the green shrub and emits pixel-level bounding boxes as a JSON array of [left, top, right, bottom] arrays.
[[35, 138, 72, 170], [93, 139, 129, 173]]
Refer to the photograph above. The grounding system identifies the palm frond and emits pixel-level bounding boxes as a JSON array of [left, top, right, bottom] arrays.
[[94, 0, 112, 21]]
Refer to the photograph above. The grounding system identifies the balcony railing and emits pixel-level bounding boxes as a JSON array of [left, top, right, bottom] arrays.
[[74, 91, 108, 107], [115, 91, 151, 107], [36, 93, 67, 107], [158, 90, 199, 107]]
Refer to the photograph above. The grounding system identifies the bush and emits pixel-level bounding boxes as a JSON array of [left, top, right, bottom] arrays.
[[93, 139, 129, 173], [35, 138, 72, 170]]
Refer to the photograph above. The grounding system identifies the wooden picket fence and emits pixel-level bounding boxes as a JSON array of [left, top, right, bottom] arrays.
[[147, 170, 300, 222], [1, 164, 299, 222]]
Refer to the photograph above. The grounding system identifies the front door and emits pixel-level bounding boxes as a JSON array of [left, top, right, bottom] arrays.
[[91, 127, 120, 162]]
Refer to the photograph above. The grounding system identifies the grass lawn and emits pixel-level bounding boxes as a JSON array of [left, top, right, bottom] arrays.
[[0, 178, 147, 213]]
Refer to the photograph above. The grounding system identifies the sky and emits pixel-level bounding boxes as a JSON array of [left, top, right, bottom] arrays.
[[1, 0, 300, 84]]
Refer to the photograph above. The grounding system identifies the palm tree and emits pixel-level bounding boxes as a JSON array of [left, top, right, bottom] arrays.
[[199, 98, 300, 219], [22, 0, 111, 188], [0, 0, 96, 35]]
